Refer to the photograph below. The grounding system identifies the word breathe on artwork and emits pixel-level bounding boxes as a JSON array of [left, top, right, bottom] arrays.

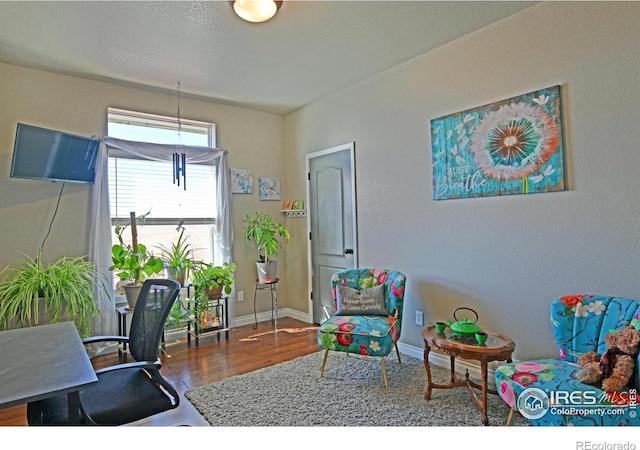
[[435, 167, 488, 197]]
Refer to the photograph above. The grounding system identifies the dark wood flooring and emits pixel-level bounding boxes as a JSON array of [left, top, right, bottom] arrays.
[[0, 317, 320, 426]]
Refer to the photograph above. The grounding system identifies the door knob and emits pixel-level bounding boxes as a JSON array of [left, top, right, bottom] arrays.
[[344, 248, 354, 254]]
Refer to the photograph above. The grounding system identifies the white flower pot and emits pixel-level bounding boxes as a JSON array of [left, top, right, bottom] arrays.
[[256, 261, 277, 283]]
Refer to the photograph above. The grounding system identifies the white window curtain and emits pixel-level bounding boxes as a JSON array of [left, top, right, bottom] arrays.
[[88, 136, 232, 343]]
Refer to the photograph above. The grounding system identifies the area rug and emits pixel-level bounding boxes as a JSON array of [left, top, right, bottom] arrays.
[[185, 351, 528, 426]]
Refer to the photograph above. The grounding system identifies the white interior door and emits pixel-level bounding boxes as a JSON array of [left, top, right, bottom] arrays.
[[306, 142, 357, 324]]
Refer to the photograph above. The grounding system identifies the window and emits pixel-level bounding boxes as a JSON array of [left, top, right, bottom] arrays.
[[107, 108, 217, 269]]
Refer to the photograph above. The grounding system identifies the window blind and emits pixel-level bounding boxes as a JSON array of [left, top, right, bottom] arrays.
[[108, 157, 216, 223]]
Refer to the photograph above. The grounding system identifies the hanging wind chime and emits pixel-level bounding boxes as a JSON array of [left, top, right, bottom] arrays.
[[173, 82, 187, 190]]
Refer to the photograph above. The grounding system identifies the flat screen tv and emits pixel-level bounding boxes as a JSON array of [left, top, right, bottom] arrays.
[[10, 123, 100, 184]]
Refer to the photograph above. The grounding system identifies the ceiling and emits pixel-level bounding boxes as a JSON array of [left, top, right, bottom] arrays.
[[0, 1, 537, 115]]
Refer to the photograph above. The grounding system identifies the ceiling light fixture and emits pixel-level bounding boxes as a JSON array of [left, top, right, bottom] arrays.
[[232, 0, 282, 23]]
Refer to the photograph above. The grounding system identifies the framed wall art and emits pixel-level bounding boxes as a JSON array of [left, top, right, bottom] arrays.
[[430, 85, 565, 200], [259, 176, 281, 201], [230, 168, 253, 194]]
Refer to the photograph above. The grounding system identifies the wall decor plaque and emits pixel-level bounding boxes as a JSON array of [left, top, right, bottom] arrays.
[[259, 176, 281, 201], [431, 85, 565, 200], [231, 168, 253, 194]]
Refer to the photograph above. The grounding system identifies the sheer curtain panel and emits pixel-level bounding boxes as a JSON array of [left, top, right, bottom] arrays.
[[88, 137, 232, 350]]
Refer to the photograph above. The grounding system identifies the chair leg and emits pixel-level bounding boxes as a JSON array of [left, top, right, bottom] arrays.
[[394, 342, 401, 364], [381, 357, 389, 390], [506, 408, 515, 426], [320, 349, 329, 377]]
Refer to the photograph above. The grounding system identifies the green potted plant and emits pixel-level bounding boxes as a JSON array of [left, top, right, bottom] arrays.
[[109, 212, 164, 309], [156, 229, 197, 286], [243, 212, 291, 282], [164, 297, 192, 331], [192, 261, 237, 299], [0, 250, 106, 337]]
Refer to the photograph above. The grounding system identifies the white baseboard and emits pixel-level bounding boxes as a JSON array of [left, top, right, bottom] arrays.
[[231, 307, 309, 328], [160, 308, 306, 344]]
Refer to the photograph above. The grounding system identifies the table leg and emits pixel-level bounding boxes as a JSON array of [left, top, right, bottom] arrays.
[[116, 310, 123, 360], [117, 311, 128, 362], [424, 345, 433, 400], [253, 284, 259, 330], [450, 355, 456, 382], [481, 360, 489, 426], [272, 284, 278, 332], [67, 391, 81, 424], [224, 297, 230, 340]]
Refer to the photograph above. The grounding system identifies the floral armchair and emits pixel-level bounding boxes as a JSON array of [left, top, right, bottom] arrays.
[[317, 268, 406, 389], [495, 295, 640, 426]]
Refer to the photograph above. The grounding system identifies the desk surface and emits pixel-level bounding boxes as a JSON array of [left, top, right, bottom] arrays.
[[0, 321, 98, 409]]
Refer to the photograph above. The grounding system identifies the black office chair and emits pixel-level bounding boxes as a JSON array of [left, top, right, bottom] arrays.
[[27, 279, 181, 425]]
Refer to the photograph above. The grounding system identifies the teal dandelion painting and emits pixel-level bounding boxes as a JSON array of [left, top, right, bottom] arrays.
[[431, 85, 565, 200]]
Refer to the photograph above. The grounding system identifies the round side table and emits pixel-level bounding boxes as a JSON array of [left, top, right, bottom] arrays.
[[422, 324, 515, 426]]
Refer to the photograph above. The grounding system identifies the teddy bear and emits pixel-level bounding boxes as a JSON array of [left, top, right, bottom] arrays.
[[576, 325, 640, 392]]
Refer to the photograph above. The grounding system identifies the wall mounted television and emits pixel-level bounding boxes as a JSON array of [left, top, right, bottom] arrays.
[[10, 123, 100, 184]]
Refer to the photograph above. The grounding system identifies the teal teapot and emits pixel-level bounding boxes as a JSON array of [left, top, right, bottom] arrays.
[[447, 307, 481, 336]]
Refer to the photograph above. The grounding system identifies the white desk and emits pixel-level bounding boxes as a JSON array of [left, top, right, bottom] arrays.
[[0, 321, 98, 424]]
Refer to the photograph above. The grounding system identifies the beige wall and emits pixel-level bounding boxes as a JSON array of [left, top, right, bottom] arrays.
[[0, 63, 287, 321], [284, 2, 640, 359]]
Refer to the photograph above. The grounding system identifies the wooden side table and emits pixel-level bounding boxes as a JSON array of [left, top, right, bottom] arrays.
[[422, 324, 515, 426]]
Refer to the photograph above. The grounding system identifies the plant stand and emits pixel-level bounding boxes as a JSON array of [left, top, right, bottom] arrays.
[[252, 278, 279, 331], [187, 294, 229, 346]]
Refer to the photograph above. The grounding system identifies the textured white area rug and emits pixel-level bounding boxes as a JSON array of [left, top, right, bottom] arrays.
[[185, 351, 527, 426]]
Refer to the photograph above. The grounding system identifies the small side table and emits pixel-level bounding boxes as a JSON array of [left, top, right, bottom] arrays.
[[187, 294, 230, 346], [253, 278, 279, 331], [422, 324, 515, 426]]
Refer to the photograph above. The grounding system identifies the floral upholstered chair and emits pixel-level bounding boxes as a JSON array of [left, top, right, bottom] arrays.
[[317, 268, 406, 389], [495, 295, 640, 426]]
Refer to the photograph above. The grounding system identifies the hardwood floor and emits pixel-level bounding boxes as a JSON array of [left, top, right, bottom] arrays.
[[0, 317, 320, 426]]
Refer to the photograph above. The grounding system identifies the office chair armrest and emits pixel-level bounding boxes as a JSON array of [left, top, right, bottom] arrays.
[[82, 335, 129, 345], [94, 359, 161, 376]]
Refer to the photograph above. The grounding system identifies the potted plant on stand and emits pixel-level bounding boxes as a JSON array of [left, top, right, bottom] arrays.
[[0, 250, 106, 337], [243, 212, 291, 282], [156, 228, 197, 286], [109, 212, 164, 310], [192, 261, 237, 300], [191, 261, 236, 330]]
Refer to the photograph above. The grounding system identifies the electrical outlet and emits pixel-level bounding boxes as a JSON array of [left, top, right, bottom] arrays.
[[237, 290, 244, 301], [415, 311, 424, 326]]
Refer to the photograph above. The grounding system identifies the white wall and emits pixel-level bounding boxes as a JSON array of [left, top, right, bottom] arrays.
[[284, 2, 640, 360]]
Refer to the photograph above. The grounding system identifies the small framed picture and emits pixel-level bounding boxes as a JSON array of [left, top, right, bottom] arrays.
[[231, 168, 253, 194], [259, 177, 280, 200]]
